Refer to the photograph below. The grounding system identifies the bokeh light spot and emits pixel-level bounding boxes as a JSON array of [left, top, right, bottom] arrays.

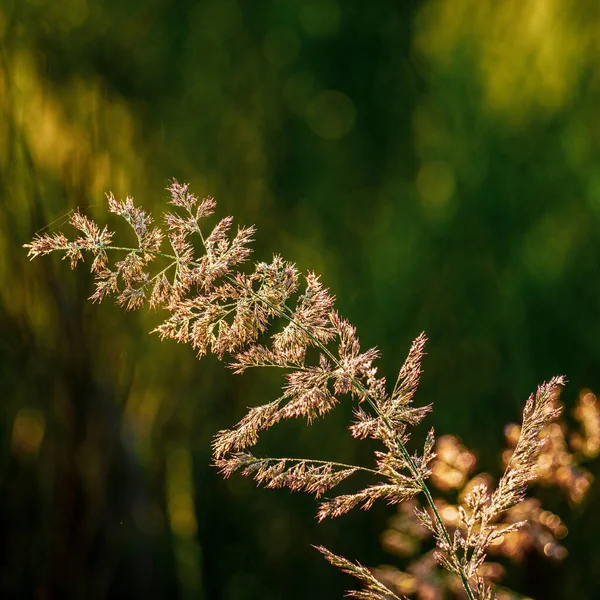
[[416, 161, 456, 211], [299, 0, 341, 38], [262, 28, 301, 68], [11, 408, 46, 456], [283, 71, 315, 114], [305, 90, 356, 140]]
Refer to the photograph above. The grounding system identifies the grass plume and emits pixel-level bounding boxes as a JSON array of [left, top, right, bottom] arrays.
[[25, 181, 567, 599]]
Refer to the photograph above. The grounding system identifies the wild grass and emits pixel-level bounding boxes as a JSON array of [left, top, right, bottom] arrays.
[[25, 181, 575, 599]]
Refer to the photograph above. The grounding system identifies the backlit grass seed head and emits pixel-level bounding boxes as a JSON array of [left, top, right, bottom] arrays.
[[24, 181, 569, 600]]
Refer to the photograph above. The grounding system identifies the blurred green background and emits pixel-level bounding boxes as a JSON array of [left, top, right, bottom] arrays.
[[1, 0, 600, 598]]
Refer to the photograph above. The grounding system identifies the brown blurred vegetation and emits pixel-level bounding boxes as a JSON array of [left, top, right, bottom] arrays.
[[1, 1, 600, 598]]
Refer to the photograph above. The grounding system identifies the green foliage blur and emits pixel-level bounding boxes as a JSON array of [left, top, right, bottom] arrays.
[[1, 0, 600, 598]]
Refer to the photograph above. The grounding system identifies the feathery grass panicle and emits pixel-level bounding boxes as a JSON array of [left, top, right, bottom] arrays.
[[375, 383, 592, 599], [410, 378, 566, 598], [24, 181, 568, 600], [492, 377, 564, 514]]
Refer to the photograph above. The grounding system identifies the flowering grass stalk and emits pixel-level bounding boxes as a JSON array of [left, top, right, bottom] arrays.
[[25, 181, 565, 600]]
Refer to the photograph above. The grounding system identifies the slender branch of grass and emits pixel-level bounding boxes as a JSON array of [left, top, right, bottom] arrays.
[[253, 457, 380, 477]]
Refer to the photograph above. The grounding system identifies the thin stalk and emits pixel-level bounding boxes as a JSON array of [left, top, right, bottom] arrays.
[[254, 456, 380, 477], [149, 260, 177, 283]]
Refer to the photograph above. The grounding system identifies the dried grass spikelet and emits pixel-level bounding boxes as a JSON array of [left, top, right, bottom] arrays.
[[316, 546, 402, 600], [24, 181, 571, 600]]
